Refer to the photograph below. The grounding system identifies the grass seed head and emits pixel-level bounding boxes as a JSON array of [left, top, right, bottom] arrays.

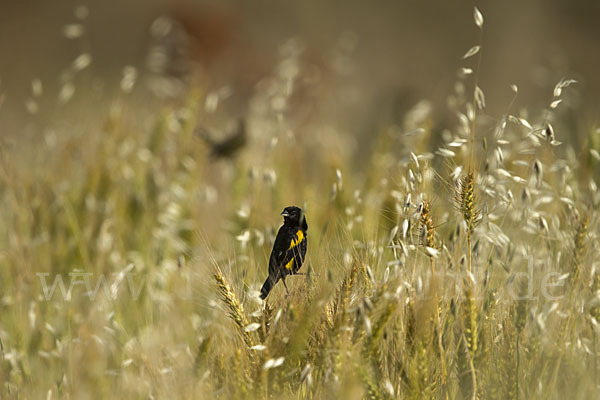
[[214, 268, 254, 350], [456, 172, 479, 233]]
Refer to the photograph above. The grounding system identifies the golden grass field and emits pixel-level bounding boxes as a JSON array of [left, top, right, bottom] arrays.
[[1, 5, 600, 400]]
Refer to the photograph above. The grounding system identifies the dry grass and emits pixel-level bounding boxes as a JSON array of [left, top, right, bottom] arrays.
[[0, 6, 599, 400]]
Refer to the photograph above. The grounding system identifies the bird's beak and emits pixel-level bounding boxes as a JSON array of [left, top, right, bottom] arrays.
[[281, 211, 289, 217]]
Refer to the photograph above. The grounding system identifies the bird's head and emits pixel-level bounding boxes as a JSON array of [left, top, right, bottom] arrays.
[[281, 206, 306, 227]]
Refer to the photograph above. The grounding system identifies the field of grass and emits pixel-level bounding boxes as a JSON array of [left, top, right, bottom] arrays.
[[1, 7, 600, 400]]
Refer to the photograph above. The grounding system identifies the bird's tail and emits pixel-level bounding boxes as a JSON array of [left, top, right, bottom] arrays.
[[260, 275, 277, 299]]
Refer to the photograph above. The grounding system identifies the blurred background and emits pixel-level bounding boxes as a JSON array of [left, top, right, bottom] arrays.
[[0, 0, 599, 151], [1, 3, 600, 397]]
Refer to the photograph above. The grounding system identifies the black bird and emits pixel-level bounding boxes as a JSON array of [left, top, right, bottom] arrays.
[[197, 119, 247, 159], [260, 206, 308, 299]]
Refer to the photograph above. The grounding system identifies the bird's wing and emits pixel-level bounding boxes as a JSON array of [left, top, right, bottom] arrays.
[[269, 226, 292, 272], [289, 232, 307, 274], [282, 229, 307, 272], [269, 227, 306, 271]]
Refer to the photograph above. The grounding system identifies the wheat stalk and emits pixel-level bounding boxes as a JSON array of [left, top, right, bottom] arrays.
[[420, 200, 436, 275], [572, 213, 589, 283], [214, 267, 255, 350]]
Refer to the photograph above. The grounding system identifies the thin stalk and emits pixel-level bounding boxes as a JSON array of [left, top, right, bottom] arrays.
[[516, 334, 520, 400], [469, 356, 477, 400], [467, 231, 472, 274]]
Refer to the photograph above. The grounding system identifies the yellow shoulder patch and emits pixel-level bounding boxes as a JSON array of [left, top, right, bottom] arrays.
[[288, 230, 304, 250], [284, 258, 294, 270]]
